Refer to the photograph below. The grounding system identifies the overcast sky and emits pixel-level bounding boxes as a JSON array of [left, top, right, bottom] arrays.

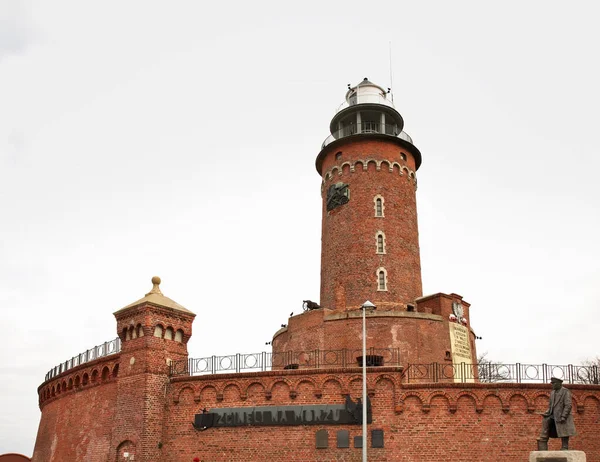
[[1, 0, 599, 455]]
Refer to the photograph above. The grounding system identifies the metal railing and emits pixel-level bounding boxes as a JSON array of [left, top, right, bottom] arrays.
[[44, 337, 121, 382], [321, 123, 413, 149], [335, 93, 395, 113], [405, 362, 600, 385], [170, 348, 401, 377]]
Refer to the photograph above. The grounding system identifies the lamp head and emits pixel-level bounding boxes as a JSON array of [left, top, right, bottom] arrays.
[[361, 300, 376, 311]]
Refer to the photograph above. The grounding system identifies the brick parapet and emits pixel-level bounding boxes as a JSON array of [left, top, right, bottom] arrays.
[[37, 354, 120, 409], [115, 302, 195, 346], [32, 336, 600, 461], [272, 305, 469, 366], [397, 382, 600, 415], [165, 369, 600, 461]]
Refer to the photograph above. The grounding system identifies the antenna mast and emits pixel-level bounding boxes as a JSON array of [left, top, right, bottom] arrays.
[[389, 41, 394, 103]]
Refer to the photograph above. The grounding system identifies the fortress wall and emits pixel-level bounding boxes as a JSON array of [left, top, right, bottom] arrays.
[[31, 359, 600, 461], [398, 382, 600, 460], [164, 371, 600, 462], [31, 355, 120, 462]]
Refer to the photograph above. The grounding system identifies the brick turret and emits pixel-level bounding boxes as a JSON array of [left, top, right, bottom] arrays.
[[111, 276, 195, 461]]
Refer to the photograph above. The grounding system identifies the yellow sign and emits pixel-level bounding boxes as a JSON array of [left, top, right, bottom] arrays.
[[449, 323, 474, 383]]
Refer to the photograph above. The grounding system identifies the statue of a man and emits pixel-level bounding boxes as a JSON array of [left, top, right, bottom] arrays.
[[537, 377, 577, 450]]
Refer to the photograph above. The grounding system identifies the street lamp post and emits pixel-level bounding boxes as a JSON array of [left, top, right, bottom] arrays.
[[360, 300, 376, 462]]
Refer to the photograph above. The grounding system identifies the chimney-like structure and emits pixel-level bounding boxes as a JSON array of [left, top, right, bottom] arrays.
[[111, 277, 195, 461]]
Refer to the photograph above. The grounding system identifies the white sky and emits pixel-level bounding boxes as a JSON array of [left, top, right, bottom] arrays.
[[1, 0, 599, 455]]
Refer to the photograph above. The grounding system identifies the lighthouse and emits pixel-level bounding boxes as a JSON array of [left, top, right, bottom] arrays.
[[273, 78, 475, 366]]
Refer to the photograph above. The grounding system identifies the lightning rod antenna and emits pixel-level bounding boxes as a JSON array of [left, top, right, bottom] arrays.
[[389, 41, 394, 103]]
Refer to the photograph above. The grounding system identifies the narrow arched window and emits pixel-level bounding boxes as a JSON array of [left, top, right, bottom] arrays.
[[376, 233, 385, 254], [377, 267, 387, 291], [374, 195, 385, 217], [154, 325, 163, 338], [174, 329, 184, 342], [164, 327, 174, 340]]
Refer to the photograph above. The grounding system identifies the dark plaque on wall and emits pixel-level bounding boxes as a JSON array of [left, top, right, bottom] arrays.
[[371, 429, 384, 448], [315, 429, 328, 449], [336, 430, 349, 448], [193, 396, 370, 430], [354, 436, 363, 448], [326, 182, 350, 211]]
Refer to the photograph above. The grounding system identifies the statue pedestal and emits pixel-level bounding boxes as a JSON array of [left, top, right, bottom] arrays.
[[529, 450, 586, 462]]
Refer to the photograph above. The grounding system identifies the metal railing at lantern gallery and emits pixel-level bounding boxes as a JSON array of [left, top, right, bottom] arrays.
[[321, 123, 413, 148], [405, 362, 600, 385], [44, 337, 121, 382], [169, 348, 401, 377]]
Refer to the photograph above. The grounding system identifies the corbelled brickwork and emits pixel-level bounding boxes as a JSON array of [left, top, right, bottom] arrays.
[[32, 358, 600, 461], [110, 287, 195, 462]]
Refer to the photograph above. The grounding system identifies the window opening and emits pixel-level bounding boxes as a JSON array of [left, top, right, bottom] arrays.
[[377, 234, 385, 253], [377, 268, 387, 291], [374, 195, 384, 217]]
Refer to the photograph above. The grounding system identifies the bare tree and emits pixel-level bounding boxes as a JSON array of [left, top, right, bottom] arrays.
[[575, 356, 600, 384], [477, 352, 510, 383]]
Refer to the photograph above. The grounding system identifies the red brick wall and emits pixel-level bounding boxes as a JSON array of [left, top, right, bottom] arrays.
[[273, 294, 477, 366], [33, 302, 195, 462], [318, 137, 422, 313], [31, 356, 119, 462], [111, 302, 194, 461], [32, 358, 600, 461], [164, 371, 600, 461], [397, 383, 600, 460]]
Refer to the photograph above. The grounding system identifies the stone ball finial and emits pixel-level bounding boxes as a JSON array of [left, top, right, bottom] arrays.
[[146, 276, 163, 295]]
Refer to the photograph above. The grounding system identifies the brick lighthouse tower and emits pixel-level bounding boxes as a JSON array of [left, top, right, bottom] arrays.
[[273, 78, 476, 367], [316, 77, 422, 313]]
